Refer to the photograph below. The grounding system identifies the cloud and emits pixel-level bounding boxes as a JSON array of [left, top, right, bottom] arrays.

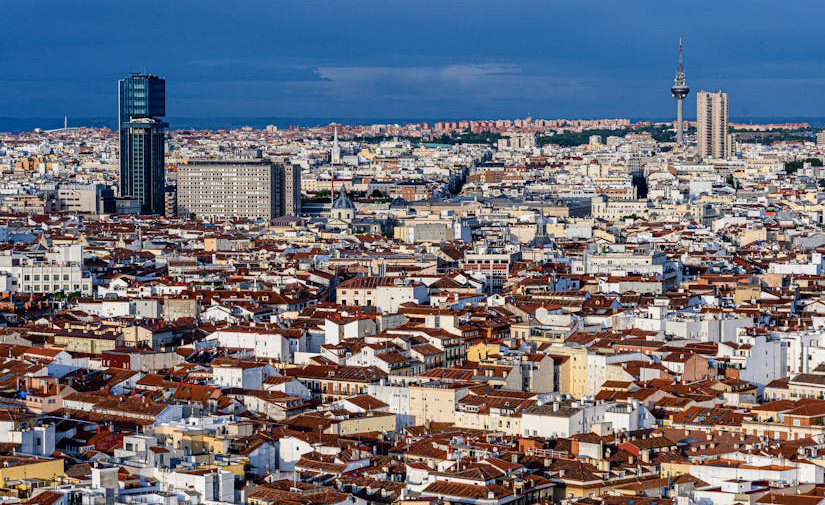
[[316, 63, 585, 103], [170, 60, 330, 83]]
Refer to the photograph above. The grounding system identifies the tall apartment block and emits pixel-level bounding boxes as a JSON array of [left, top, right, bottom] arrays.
[[284, 164, 302, 216], [696, 91, 731, 160], [176, 160, 301, 220], [164, 185, 178, 218], [118, 74, 167, 215]]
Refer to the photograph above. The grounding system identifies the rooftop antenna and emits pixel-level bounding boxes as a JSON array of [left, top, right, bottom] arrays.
[[679, 37, 683, 69]]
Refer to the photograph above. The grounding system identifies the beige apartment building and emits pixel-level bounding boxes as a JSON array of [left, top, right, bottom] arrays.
[[408, 381, 470, 424], [283, 163, 301, 216], [697, 91, 731, 159], [177, 159, 300, 220]]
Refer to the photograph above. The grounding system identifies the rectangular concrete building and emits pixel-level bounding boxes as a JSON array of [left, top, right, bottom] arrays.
[[696, 91, 731, 160], [177, 159, 290, 220], [55, 183, 114, 214], [283, 163, 301, 216]]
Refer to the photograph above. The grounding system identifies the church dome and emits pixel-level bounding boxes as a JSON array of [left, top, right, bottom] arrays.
[[389, 197, 408, 209], [331, 192, 356, 210]]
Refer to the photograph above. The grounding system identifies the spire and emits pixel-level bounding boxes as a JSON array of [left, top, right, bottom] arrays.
[[673, 38, 687, 88], [331, 124, 340, 202], [678, 37, 683, 71], [331, 124, 341, 165]]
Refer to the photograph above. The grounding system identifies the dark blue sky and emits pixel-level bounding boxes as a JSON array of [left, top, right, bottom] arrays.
[[3, 0, 824, 121]]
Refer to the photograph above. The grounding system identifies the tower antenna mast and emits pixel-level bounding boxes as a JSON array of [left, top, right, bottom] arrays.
[[671, 38, 690, 145]]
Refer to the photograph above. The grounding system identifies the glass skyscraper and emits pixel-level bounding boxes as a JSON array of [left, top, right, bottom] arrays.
[[118, 74, 167, 215]]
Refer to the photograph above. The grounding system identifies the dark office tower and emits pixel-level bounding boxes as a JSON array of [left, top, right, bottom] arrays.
[[119, 74, 166, 121], [118, 74, 167, 215]]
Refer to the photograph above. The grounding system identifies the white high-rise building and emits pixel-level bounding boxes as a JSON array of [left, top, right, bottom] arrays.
[[697, 91, 731, 159]]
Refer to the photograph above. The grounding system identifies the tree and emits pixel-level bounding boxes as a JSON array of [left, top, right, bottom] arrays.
[[537, 125, 675, 147], [785, 161, 803, 174], [632, 173, 648, 199]]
